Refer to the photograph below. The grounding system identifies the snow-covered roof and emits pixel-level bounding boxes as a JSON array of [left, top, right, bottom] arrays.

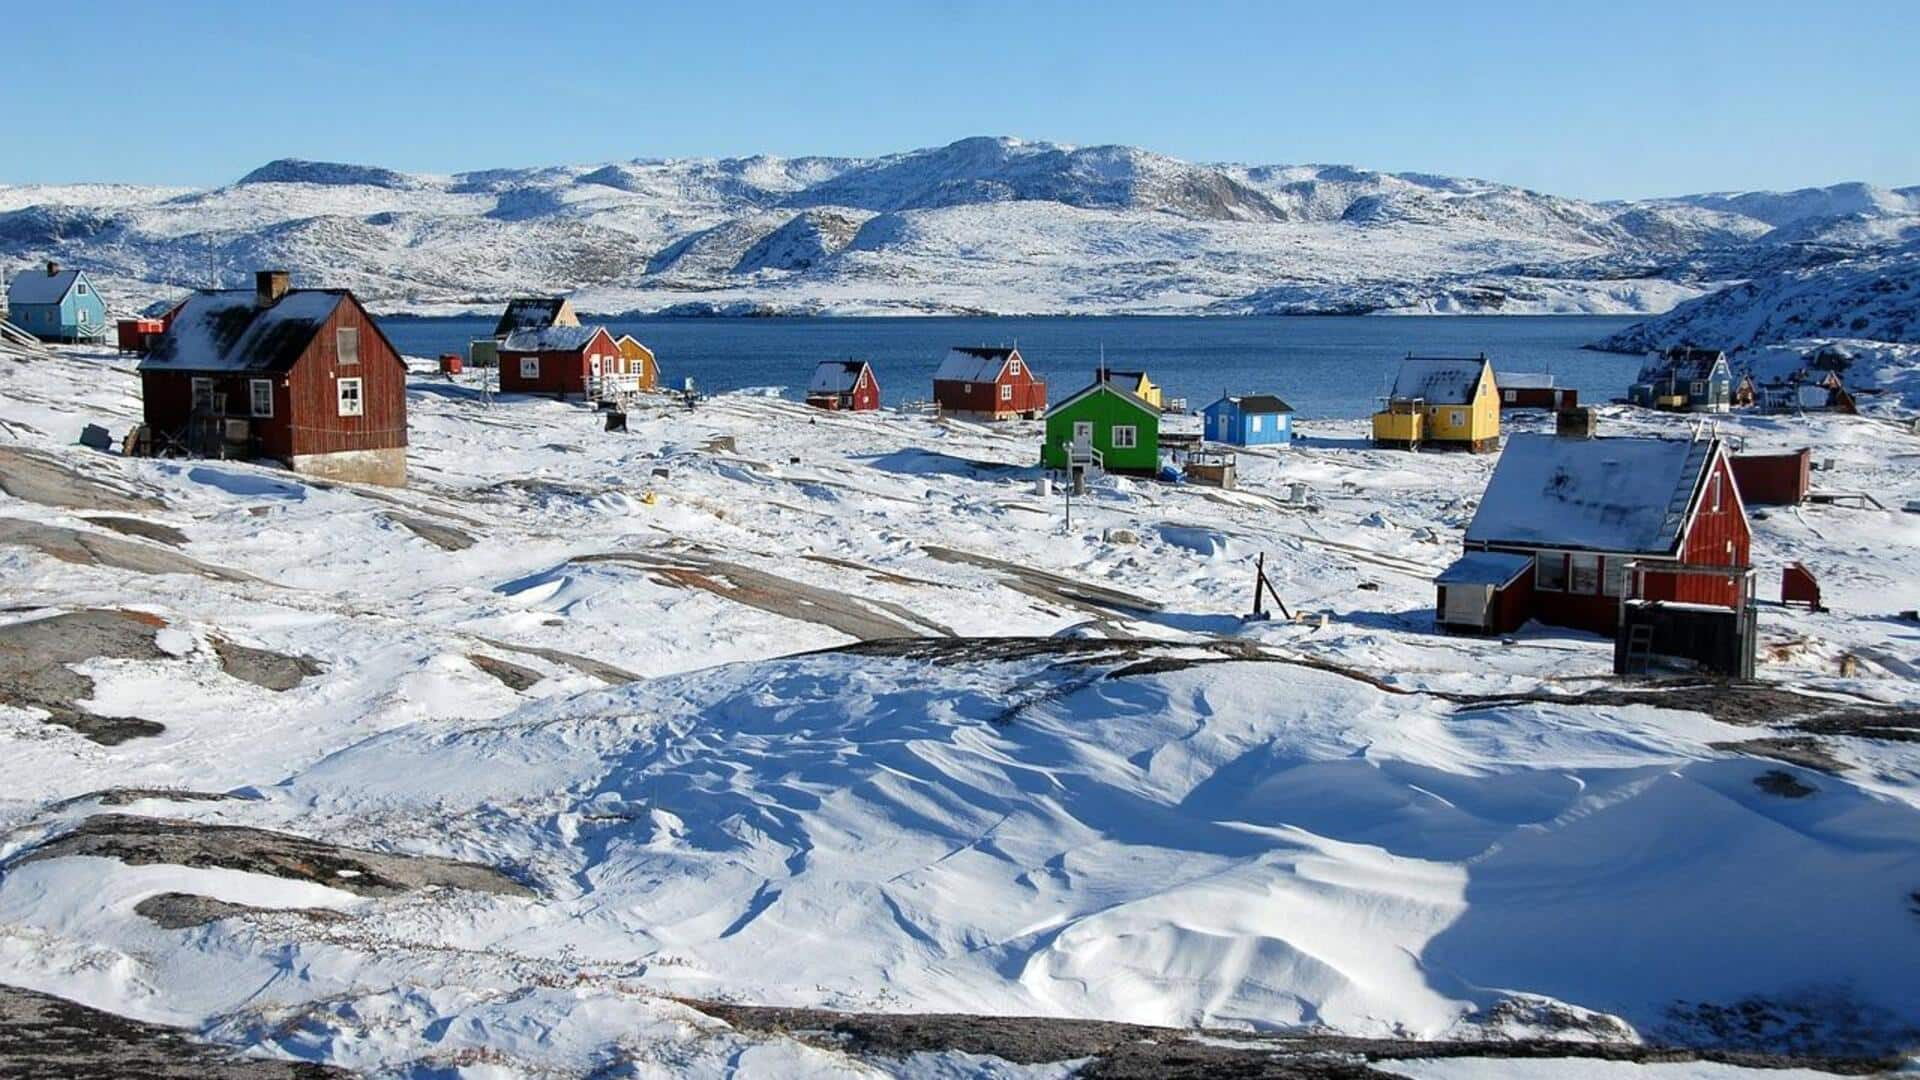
[[935, 346, 1017, 383], [1389, 356, 1490, 404], [1498, 371, 1554, 389], [1047, 379, 1160, 418], [1642, 347, 1729, 382], [1209, 393, 1293, 414], [139, 289, 348, 374], [494, 297, 572, 337], [6, 268, 83, 306], [501, 325, 602, 352], [809, 359, 871, 393], [1434, 551, 1533, 586], [1465, 433, 1720, 556]]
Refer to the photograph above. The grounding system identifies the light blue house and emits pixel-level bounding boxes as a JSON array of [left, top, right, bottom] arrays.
[[1202, 394, 1294, 446], [5, 262, 109, 343]]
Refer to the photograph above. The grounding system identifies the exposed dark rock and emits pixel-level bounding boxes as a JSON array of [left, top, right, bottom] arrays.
[[0, 983, 351, 1078], [210, 638, 324, 692], [0, 609, 170, 743], [134, 892, 352, 930], [467, 653, 543, 691]]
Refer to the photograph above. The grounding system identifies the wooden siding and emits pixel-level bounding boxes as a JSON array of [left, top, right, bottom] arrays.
[[934, 362, 1045, 418], [287, 295, 408, 457], [499, 327, 619, 395]]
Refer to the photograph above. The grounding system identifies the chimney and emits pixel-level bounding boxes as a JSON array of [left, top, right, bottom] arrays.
[[255, 270, 291, 307], [45, 261, 59, 276]]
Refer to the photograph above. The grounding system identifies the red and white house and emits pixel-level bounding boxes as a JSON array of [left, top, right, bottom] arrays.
[[933, 346, 1046, 420], [1439, 433, 1751, 636], [806, 359, 880, 411], [497, 325, 621, 397]]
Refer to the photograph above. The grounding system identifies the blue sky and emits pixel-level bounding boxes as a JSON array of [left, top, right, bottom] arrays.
[[5, 0, 1914, 199]]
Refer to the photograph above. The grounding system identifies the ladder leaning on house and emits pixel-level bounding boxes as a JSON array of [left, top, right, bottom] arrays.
[[1621, 623, 1656, 676]]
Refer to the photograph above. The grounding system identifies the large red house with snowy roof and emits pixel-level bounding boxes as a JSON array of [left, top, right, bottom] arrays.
[[1437, 433, 1750, 636], [933, 346, 1045, 420], [138, 271, 408, 486]]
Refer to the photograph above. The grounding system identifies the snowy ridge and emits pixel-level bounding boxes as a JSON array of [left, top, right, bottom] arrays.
[[1, 136, 1915, 319]]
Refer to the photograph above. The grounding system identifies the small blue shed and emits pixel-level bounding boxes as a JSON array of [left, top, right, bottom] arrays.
[[5, 262, 109, 343], [1203, 394, 1294, 446]]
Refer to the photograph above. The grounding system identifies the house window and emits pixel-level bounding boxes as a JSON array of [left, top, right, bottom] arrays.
[[77, 284, 89, 295], [1709, 475, 1722, 512], [1009, 360, 1021, 374], [1072, 420, 1093, 444], [1250, 415, 1262, 432], [337, 327, 360, 366], [337, 377, 364, 417], [191, 377, 215, 412], [1691, 380, 1706, 396], [1535, 552, 1566, 591], [1450, 409, 1465, 427], [963, 383, 972, 393], [1603, 558, 1628, 597], [520, 357, 540, 380], [77, 308, 89, 324], [1000, 384, 1013, 401], [250, 379, 274, 417], [1503, 389, 1516, 402], [1112, 425, 1138, 449], [1569, 553, 1600, 594]]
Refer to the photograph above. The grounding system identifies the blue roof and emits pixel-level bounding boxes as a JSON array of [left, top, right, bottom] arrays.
[[1435, 551, 1533, 586], [6, 268, 84, 306]]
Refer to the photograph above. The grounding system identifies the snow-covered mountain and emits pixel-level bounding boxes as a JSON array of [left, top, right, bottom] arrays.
[[1, 136, 1915, 320], [1592, 239, 1920, 353]]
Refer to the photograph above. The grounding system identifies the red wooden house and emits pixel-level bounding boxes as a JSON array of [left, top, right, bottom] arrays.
[[806, 359, 880, 411], [934, 346, 1045, 420], [497, 325, 621, 398], [138, 271, 407, 486], [1496, 372, 1577, 411], [1442, 433, 1750, 636]]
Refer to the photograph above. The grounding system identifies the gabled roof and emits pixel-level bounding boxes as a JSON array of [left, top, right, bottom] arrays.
[[809, 359, 872, 394], [7, 268, 86, 307], [935, 346, 1018, 383], [1390, 355, 1490, 405], [494, 297, 574, 337], [500, 325, 605, 352], [1047, 379, 1161, 419], [615, 334, 654, 360], [139, 289, 357, 374], [1435, 551, 1533, 587], [1465, 434, 1724, 556], [1208, 394, 1293, 414], [1644, 347, 1730, 382]]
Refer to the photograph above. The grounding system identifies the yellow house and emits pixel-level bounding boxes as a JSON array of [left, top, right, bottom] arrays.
[[1372, 355, 1500, 451], [1101, 369, 1163, 409], [615, 335, 659, 389]]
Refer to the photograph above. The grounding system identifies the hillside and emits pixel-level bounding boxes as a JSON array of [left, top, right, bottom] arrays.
[[2, 137, 1915, 318], [1592, 240, 1920, 353]]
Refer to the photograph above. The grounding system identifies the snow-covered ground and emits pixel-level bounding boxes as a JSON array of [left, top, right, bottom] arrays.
[[4, 137, 1916, 321], [3, 344, 1920, 1077]]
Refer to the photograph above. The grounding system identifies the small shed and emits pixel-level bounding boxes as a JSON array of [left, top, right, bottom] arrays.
[[806, 360, 880, 411], [1202, 394, 1293, 446], [6, 262, 109, 343], [1729, 449, 1811, 506], [1434, 551, 1535, 635], [138, 271, 407, 486], [1497, 372, 1577, 411], [116, 318, 167, 355], [933, 346, 1045, 419], [1042, 381, 1161, 474], [498, 325, 621, 398], [1372, 355, 1500, 451]]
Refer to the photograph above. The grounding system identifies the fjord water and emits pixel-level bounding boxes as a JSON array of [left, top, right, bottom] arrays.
[[383, 314, 1643, 419]]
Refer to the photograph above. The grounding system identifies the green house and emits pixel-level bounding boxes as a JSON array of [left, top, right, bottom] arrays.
[[1042, 381, 1162, 473]]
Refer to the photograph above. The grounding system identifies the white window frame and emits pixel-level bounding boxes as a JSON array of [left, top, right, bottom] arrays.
[[1602, 557, 1628, 598], [1112, 424, 1138, 449], [1071, 420, 1093, 444], [1250, 415, 1262, 432], [520, 356, 540, 380], [337, 377, 364, 417], [1450, 409, 1465, 427], [1568, 553, 1600, 595], [1000, 383, 1013, 401], [1691, 379, 1706, 396], [191, 377, 215, 412], [249, 378, 274, 418], [1503, 389, 1516, 403], [336, 327, 360, 366], [1709, 475, 1722, 512], [1009, 360, 1021, 375], [1535, 552, 1566, 592]]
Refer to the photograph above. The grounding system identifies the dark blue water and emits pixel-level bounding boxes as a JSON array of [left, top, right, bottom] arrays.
[[381, 314, 1641, 419]]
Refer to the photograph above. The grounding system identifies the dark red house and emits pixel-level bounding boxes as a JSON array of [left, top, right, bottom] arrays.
[[1445, 433, 1750, 635], [934, 346, 1045, 420], [1497, 372, 1577, 411], [138, 271, 408, 486], [497, 325, 620, 398], [806, 359, 880, 411]]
